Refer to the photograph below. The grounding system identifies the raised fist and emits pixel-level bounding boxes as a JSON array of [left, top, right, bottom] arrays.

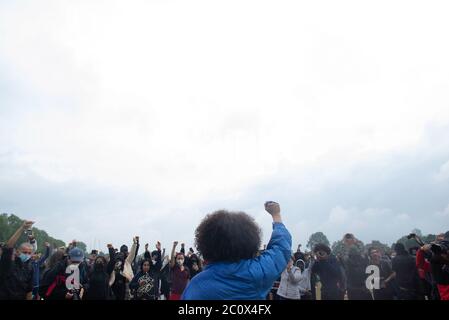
[[22, 220, 34, 230], [264, 201, 280, 215]]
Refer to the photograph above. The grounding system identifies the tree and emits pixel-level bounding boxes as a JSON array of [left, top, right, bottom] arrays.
[[307, 232, 330, 250], [76, 241, 88, 253], [331, 240, 346, 258], [332, 238, 365, 258], [0, 213, 65, 252]]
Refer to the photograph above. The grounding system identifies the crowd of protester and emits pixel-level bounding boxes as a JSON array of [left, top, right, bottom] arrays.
[[0, 202, 448, 300]]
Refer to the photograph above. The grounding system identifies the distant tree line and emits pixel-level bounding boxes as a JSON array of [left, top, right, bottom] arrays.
[[0, 213, 87, 253]]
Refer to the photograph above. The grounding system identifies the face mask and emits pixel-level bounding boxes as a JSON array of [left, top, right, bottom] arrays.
[[95, 262, 104, 270], [152, 260, 156, 265], [176, 259, 184, 266], [19, 253, 31, 263]]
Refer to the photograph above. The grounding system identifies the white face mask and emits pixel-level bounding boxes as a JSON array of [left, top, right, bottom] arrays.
[[152, 259, 156, 265], [176, 259, 184, 266]]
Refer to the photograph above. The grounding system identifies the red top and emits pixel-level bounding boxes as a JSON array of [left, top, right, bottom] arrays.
[[415, 249, 431, 279], [171, 265, 190, 294]]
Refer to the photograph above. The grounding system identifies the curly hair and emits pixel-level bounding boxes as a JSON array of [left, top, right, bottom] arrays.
[[194, 210, 261, 263]]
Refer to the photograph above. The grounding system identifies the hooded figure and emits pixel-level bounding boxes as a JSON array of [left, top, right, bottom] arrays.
[[84, 256, 114, 300], [108, 239, 137, 300]]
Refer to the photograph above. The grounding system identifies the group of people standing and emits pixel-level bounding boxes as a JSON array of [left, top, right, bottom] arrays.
[[0, 220, 203, 300], [1, 202, 448, 300], [272, 232, 449, 300]]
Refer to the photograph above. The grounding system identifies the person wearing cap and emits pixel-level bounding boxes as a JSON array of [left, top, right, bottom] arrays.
[[64, 247, 87, 300]]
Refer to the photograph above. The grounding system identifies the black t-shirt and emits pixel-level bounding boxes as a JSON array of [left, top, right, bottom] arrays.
[[430, 255, 449, 285], [392, 254, 418, 289]]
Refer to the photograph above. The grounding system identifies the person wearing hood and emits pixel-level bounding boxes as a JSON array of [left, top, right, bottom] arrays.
[[276, 255, 313, 300], [83, 245, 115, 300], [108, 237, 138, 300], [0, 220, 35, 300]]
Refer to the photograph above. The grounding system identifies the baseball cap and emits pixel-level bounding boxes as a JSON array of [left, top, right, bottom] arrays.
[[69, 247, 84, 262]]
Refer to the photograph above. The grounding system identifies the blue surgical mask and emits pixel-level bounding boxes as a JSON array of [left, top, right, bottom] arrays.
[[19, 253, 31, 262]]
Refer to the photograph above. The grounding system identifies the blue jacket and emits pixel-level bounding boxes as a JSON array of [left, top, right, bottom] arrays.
[[32, 246, 50, 297], [182, 222, 292, 300]]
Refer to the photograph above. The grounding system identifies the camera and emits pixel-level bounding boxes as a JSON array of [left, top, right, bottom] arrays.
[[430, 241, 449, 255]]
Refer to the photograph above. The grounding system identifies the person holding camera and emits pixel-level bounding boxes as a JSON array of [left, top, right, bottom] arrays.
[[181, 201, 292, 300], [0, 220, 35, 300], [421, 231, 449, 300]]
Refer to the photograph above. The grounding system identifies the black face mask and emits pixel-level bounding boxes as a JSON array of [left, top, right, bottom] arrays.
[[94, 263, 105, 271]]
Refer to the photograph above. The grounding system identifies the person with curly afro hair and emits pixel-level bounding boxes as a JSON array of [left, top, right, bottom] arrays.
[[182, 201, 292, 300]]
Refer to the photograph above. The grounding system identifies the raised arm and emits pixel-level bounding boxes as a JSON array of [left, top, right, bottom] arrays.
[[38, 242, 51, 265], [126, 237, 138, 265], [252, 202, 292, 287], [170, 241, 178, 269], [133, 237, 140, 263], [7, 220, 34, 248], [144, 243, 151, 260], [106, 244, 116, 274]]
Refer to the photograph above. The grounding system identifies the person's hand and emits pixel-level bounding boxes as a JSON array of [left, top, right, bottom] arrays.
[[65, 292, 74, 300], [145, 243, 149, 251], [107, 244, 113, 249], [22, 220, 34, 231], [181, 243, 185, 248], [139, 280, 145, 286], [44, 242, 50, 247], [421, 244, 431, 252], [156, 241, 161, 251], [265, 201, 280, 215], [134, 236, 139, 244], [264, 201, 282, 222], [173, 241, 178, 247]]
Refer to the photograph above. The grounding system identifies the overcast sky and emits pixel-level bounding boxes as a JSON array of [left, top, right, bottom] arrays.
[[1, 0, 449, 252]]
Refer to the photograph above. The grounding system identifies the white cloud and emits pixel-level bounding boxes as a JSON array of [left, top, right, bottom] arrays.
[[1, 1, 449, 249], [434, 160, 449, 182], [436, 204, 449, 218]]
